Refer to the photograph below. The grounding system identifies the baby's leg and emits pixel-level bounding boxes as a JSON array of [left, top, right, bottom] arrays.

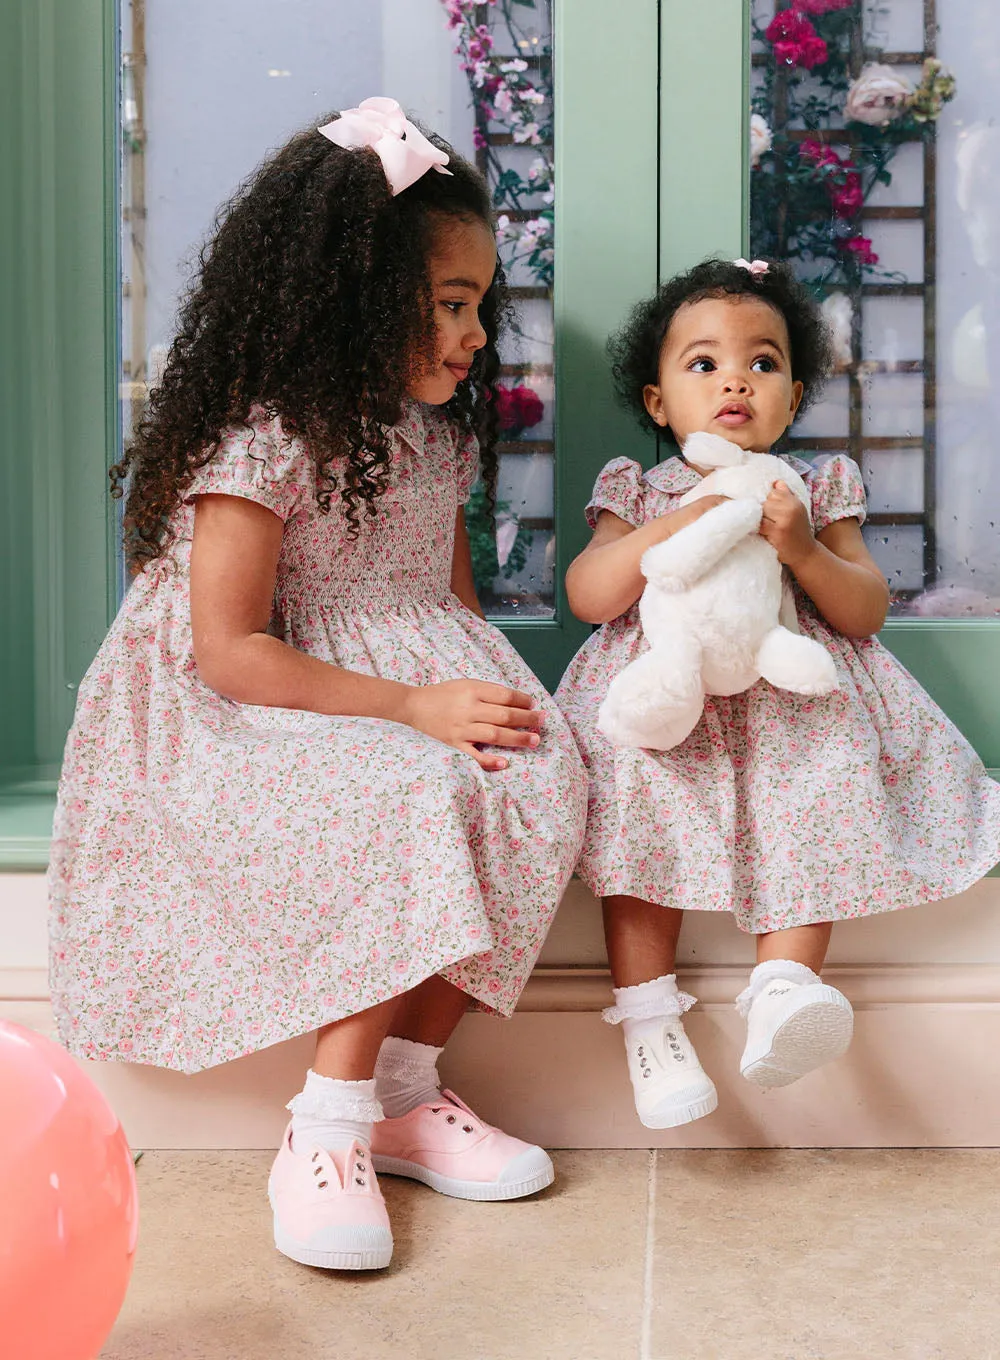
[[736, 922, 853, 1088], [602, 895, 717, 1129], [604, 893, 684, 986]]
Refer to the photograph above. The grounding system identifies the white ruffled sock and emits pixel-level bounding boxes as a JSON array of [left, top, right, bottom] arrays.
[[602, 973, 697, 1042], [735, 959, 821, 1016], [375, 1036, 445, 1118], [287, 1070, 384, 1154]]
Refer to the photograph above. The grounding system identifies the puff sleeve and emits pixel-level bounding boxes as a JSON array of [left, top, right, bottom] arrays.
[[808, 454, 868, 534], [182, 413, 312, 523], [585, 457, 646, 530]]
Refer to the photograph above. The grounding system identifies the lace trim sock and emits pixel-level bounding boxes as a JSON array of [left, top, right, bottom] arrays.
[[602, 973, 697, 1029], [287, 1070, 384, 1154], [734, 959, 821, 1018], [375, 1036, 446, 1119]]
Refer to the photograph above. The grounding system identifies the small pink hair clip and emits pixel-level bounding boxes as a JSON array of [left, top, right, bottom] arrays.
[[733, 258, 770, 276], [318, 96, 453, 196]]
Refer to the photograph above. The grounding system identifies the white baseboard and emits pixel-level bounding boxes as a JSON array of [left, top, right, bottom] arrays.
[[4, 964, 1000, 1150]]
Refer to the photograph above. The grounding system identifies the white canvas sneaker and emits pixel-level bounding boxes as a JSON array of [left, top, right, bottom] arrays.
[[625, 1017, 718, 1128], [739, 976, 854, 1089]]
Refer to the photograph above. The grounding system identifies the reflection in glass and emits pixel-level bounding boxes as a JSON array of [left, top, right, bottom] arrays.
[[751, 1, 999, 617], [118, 0, 554, 618]]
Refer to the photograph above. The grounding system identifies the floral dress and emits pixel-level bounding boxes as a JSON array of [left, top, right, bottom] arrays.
[[49, 403, 587, 1074], [554, 453, 1000, 933]]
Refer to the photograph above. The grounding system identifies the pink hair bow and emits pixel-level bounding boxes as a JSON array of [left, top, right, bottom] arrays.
[[733, 258, 769, 276], [317, 96, 453, 196]]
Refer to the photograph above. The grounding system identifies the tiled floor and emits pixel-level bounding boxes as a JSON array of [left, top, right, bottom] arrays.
[[102, 1149, 1000, 1360]]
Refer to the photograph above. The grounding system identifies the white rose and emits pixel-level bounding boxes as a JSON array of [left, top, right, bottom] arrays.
[[750, 114, 772, 168], [845, 64, 914, 127], [821, 292, 854, 368]]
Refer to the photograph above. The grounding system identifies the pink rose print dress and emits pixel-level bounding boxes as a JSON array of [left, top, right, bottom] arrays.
[[49, 403, 587, 1073], [555, 453, 1000, 933]]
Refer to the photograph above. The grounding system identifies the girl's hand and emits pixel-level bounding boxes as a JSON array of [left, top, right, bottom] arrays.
[[759, 481, 816, 571], [399, 680, 543, 772]]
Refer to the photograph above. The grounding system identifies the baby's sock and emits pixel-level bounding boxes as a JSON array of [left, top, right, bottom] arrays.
[[375, 1036, 445, 1118], [735, 959, 820, 1015], [603, 972, 696, 1040], [287, 1069, 383, 1154]]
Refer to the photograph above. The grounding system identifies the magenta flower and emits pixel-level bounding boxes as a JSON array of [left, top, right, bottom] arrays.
[[799, 137, 841, 168], [492, 384, 545, 434], [473, 127, 487, 150], [766, 8, 829, 68], [831, 171, 863, 217], [841, 235, 879, 266]]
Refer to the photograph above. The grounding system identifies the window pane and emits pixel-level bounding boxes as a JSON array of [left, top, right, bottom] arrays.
[[119, 0, 555, 618], [750, 0, 998, 618]]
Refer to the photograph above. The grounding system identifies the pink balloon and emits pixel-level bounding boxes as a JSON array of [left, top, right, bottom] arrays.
[[0, 1021, 138, 1360]]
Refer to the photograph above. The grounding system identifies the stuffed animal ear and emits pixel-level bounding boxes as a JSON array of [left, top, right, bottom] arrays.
[[683, 432, 747, 469]]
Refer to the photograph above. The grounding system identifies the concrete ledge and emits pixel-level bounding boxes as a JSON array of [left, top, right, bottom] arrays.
[[5, 964, 1000, 1151]]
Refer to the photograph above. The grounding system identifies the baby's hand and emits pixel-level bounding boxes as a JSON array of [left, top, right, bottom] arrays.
[[399, 679, 543, 772], [759, 481, 815, 570]]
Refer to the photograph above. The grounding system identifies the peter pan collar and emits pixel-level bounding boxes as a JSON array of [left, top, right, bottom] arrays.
[[646, 452, 814, 495], [393, 398, 429, 454]]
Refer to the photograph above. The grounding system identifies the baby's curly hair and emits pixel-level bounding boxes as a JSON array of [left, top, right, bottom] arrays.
[[608, 258, 834, 440], [113, 115, 506, 569]]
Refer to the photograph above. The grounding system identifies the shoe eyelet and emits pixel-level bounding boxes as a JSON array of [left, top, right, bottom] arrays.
[[311, 1152, 319, 1162], [355, 1177, 365, 1186], [313, 1167, 322, 1177], [317, 1180, 329, 1189], [356, 1162, 365, 1172], [463, 1125, 473, 1133], [446, 1114, 457, 1124], [643, 1070, 651, 1078]]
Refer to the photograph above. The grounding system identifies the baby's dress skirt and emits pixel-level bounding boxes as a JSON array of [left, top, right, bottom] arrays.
[[49, 404, 587, 1074], [555, 454, 1000, 933]]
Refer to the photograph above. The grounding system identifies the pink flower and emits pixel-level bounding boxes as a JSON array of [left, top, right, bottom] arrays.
[[841, 235, 879, 266]]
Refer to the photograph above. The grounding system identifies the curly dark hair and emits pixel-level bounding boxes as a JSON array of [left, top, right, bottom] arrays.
[[112, 115, 507, 569], [608, 257, 834, 441]]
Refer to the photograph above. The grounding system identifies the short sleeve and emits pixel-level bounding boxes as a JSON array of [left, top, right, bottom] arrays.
[[808, 454, 867, 534], [585, 457, 646, 530], [182, 413, 312, 522], [456, 426, 481, 504]]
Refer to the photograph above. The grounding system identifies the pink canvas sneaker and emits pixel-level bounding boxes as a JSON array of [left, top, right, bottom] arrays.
[[268, 1125, 393, 1270], [371, 1090, 554, 1201]]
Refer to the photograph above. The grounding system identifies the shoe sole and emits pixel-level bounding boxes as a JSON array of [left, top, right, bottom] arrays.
[[741, 987, 854, 1090], [268, 1192, 393, 1271], [638, 1086, 719, 1130], [371, 1154, 555, 1202]]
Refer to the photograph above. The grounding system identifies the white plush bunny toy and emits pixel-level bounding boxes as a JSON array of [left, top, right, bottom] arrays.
[[598, 431, 838, 751]]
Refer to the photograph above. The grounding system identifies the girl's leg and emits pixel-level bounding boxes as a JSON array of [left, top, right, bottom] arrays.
[[288, 997, 401, 1154], [370, 971, 556, 1201], [374, 975, 470, 1118], [313, 996, 402, 1078], [602, 895, 717, 1129], [389, 973, 470, 1047]]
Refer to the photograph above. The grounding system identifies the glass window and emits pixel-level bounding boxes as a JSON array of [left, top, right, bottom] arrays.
[[118, 0, 555, 619], [750, 0, 997, 617]]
